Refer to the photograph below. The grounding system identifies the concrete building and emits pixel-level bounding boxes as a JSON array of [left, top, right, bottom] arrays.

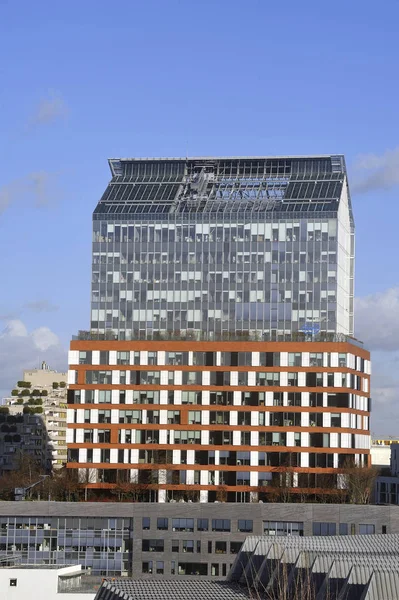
[[375, 443, 399, 505], [0, 501, 396, 579], [4, 363, 68, 469], [67, 155, 371, 500]]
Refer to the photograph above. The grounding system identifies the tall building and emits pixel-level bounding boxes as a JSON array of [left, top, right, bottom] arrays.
[[90, 156, 354, 340], [67, 155, 370, 501]]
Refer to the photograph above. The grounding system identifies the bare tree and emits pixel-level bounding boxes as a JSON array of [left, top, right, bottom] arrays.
[[341, 458, 378, 504]]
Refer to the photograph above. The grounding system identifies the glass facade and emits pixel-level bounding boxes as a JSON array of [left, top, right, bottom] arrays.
[[90, 156, 354, 340]]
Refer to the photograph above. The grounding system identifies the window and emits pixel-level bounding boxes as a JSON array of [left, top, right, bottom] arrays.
[[172, 518, 194, 532], [263, 522, 303, 537], [309, 353, 323, 367], [215, 541, 227, 554], [172, 540, 179, 552], [156, 561, 164, 574], [188, 411, 201, 425], [98, 390, 111, 403], [182, 540, 194, 553], [313, 522, 336, 536], [230, 541, 243, 554], [142, 561, 153, 574], [211, 564, 219, 576], [85, 370, 112, 384], [382, 525, 387, 534], [9, 579, 17, 587], [288, 353, 302, 367], [142, 539, 164, 552], [142, 517, 150, 530], [359, 524, 375, 535], [79, 351, 92, 365], [339, 523, 348, 535], [238, 519, 253, 533], [197, 518, 209, 531], [157, 518, 168, 531], [212, 519, 230, 532], [117, 351, 130, 365]]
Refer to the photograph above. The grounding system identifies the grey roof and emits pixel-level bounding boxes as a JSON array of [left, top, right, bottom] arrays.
[[94, 579, 251, 600], [229, 534, 399, 600], [94, 155, 350, 220]]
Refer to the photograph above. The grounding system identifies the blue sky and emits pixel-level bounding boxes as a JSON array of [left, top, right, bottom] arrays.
[[1, 0, 399, 434]]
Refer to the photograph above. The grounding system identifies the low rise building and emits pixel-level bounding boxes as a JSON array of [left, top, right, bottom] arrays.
[[0, 501, 397, 579], [0, 563, 96, 600]]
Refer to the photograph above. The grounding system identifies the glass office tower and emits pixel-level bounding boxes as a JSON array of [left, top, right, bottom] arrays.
[[90, 156, 354, 340]]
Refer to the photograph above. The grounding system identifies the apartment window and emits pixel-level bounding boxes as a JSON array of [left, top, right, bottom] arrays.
[[288, 353, 302, 367], [181, 391, 201, 405], [98, 410, 111, 424], [142, 539, 164, 552], [117, 351, 130, 365], [230, 541, 243, 554], [172, 540, 179, 552], [359, 524, 375, 535], [263, 521, 303, 537], [382, 525, 387, 534], [339, 523, 348, 535], [142, 517, 150, 530], [211, 564, 219, 577], [148, 351, 157, 365], [215, 541, 227, 554], [309, 353, 323, 367], [331, 413, 341, 427], [338, 353, 347, 367], [142, 561, 153, 574], [172, 518, 194, 532], [85, 370, 112, 384], [259, 352, 280, 367], [166, 352, 188, 365], [288, 372, 298, 386], [188, 411, 201, 425], [197, 519, 209, 532], [157, 518, 168, 531], [182, 540, 194, 553], [212, 519, 230, 532], [9, 579, 17, 587], [99, 351, 109, 364], [98, 390, 111, 403], [133, 351, 140, 365], [156, 561, 164, 574], [238, 520, 253, 533], [171, 561, 175, 575], [313, 522, 336, 536], [79, 351, 92, 365]]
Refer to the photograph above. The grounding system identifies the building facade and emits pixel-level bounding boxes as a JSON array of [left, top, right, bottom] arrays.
[[0, 413, 49, 474], [3, 364, 68, 469], [67, 340, 370, 502], [67, 155, 370, 500], [0, 502, 396, 578], [90, 156, 354, 340]]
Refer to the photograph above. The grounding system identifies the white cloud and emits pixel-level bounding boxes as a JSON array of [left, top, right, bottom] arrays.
[[355, 287, 399, 351], [0, 319, 67, 398], [0, 172, 59, 215], [30, 92, 67, 126], [351, 147, 399, 193]]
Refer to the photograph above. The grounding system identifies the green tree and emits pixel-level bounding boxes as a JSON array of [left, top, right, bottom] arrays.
[[19, 389, 30, 397], [59, 381, 66, 388], [17, 381, 31, 388], [31, 389, 41, 396], [0, 407, 9, 415], [40, 390, 48, 396], [52, 382, 59, 390], [11, 390, 19, 396]]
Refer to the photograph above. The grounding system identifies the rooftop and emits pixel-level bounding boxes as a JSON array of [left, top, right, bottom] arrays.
[[94, 155, 351, 220]]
